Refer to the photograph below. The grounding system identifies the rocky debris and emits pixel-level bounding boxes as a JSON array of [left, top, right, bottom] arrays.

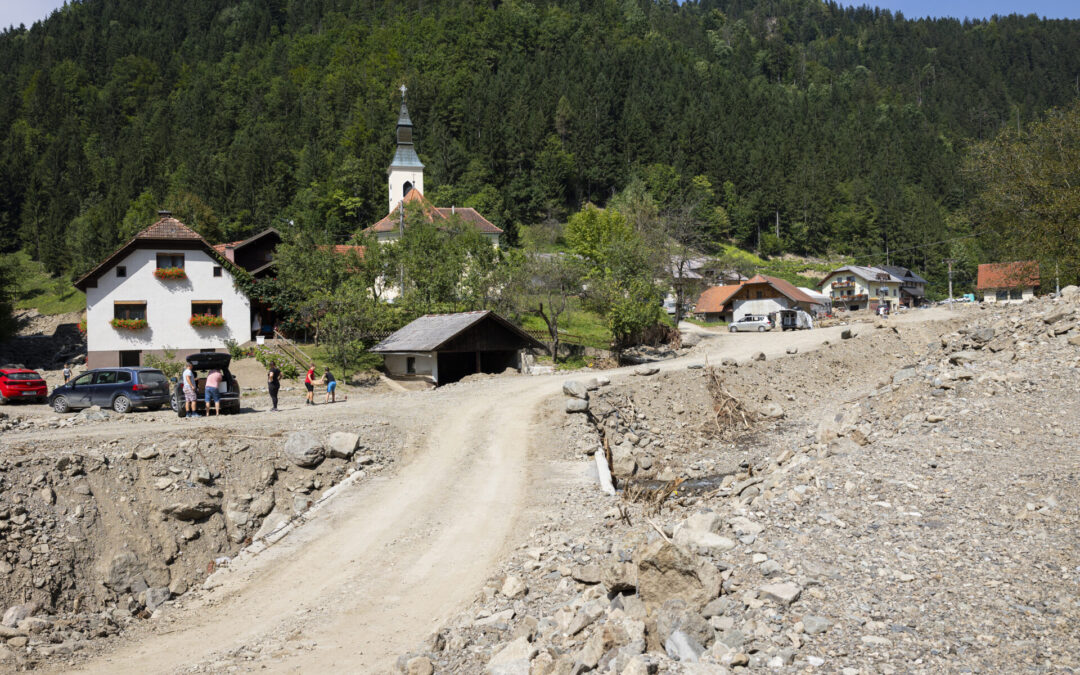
[[161, 491, 223, 521], [283, 431, 325, 467], [751, 351, 765, 361], [565, 398, 589, 414], [634, 366, 660, 376], [399, 295, 1080, 675]]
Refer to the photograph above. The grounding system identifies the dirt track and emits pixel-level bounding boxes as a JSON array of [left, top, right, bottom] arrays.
[[45, 308, 958, 674]]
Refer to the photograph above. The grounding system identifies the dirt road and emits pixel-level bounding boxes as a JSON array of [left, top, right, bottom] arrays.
[[59, 308, 959, 674]]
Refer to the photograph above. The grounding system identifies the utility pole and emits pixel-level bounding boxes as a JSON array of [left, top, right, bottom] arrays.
[[943, 258, 956, 310]]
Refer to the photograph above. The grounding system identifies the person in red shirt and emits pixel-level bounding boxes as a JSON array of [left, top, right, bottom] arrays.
[[304, 364, 316, 406], [204, 369, 224, 416]]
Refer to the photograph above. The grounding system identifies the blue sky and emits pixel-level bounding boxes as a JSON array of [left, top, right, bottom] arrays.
[[2, 0, 1078, 31]]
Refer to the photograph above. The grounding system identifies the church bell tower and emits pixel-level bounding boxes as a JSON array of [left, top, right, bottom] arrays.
[[388, 84, 424, 214]]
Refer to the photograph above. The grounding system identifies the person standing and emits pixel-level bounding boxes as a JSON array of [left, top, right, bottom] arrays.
[[62, 364, 72, 382], [182, 363, 199, 418], [304, 364, 316, 405], [204, 368, 223, 416], [322, 367, 337, 404], [267, 361, 281, 412]]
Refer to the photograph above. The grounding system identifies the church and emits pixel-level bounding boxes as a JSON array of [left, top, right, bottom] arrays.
[[364, 86, 503, 247]]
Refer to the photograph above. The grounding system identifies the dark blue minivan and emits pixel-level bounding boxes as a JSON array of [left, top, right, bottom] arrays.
[[49, 367, 171, 414]]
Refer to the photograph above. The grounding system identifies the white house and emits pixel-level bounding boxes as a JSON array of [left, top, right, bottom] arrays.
[[74, 213, 251, 369], [977, 261, 1039, 303], [819, 265, 903, 312]]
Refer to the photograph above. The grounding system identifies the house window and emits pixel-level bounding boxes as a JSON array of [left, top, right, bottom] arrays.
[[157, 253, 184, 269], [996, 290, 1009, 301], [406, 357, 416, 374], [191, 301, 222, 317], [117, 266, 126, 278], [1010, 289, 1023, 300], [213, 266, 222, 277], [756, 291, 764, 299], [114, 302, 146, 320]]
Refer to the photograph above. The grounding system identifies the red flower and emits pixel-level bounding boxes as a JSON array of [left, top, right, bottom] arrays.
[[154, 267, 187, 281]]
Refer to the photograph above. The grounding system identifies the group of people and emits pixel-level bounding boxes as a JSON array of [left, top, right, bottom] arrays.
[[264, 362, 341, 412], [181, 364, 225, 418]]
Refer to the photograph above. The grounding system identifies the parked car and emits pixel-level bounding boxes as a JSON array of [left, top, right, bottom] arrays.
[[171, 352, 241, 417], [728, 315, 773, 332], [49, 367, 171, 413], [0, 368, 48, 404]]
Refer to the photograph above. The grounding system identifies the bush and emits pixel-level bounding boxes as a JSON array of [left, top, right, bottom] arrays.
[[144, 347, 184, 380], [224, 338, 250, 360], [252, 347, 298, 379]]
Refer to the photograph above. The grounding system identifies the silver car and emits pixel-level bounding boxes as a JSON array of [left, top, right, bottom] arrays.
[[729, 314, 772, 332]]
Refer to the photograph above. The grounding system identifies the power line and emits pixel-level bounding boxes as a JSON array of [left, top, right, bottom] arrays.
[[847, 234, 977, 266]]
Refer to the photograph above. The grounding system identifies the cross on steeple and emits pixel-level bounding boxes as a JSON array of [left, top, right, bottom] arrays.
[[399, 84, 407, 101]]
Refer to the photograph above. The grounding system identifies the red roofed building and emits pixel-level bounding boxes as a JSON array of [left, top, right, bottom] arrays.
[[977, 261, 1040, 302], [364, 87, 502, 248], [694, 275, 821, 326]]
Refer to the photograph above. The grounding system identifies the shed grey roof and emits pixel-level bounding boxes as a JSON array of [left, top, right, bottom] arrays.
[[880, 265, 928, 285], [824, 265, 903, 285], [370, 311, 543, 353]]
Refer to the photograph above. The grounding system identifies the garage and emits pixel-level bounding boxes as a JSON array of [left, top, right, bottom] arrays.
[[371, 311, 545, 386]]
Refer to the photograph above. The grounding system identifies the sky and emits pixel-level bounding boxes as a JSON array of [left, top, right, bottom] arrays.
[[1, 0, 1078, 31]]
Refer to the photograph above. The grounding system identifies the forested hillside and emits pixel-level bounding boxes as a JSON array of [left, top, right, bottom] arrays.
[[1, 0, 1078, 283]]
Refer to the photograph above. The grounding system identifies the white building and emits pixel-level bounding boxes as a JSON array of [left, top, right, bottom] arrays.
[[819, 265, 903, 312], [977, 261, 1039, 303], [74, 213, 251, 369], [365, 88, 502, 248]]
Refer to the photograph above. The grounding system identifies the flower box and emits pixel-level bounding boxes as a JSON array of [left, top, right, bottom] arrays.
[[154, 267, 187, 281], [77, 319, 87, 334], [190, 314, 226, 328], [110, 318, 148, 331]]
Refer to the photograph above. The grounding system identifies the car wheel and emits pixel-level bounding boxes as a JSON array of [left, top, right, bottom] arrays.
[[758, 326, 766, 332], [729, 326, 737, 333], [0, 395, 7, 405], [112, 395, 132, 414], [52, 396, 70, 413]]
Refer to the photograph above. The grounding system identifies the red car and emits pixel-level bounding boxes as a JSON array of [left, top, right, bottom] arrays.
[[0, 368, 48, 404]]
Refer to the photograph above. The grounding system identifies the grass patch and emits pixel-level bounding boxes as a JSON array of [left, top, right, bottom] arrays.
[[3, 251, 84, 315], [532, 354, 593, 370], [517, 298, 612, 350], [682, 316, 728, 328]]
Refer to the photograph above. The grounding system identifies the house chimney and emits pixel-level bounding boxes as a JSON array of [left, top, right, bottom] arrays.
[[158, 210, 172, 218]]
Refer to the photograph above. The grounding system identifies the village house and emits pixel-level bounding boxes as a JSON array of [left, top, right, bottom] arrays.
[[364, 87, 502, 247], [880, 265, 929, 307], [213, 228, 282, 279], [74, 213, 251, 369], [977, 261, 1040, 302], [819, 265, 903, 312], [693, 275, 819, 324], [370, 310, 544, 386]]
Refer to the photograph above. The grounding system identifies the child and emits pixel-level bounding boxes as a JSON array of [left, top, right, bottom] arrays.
[[323, 367, 337, 404], [304, 364, 316, 405]]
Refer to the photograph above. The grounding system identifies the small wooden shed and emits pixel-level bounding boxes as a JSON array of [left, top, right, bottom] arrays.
[[370, 311, 545, 386]]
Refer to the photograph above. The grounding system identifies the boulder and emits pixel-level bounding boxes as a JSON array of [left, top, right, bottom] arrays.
[[758, 582, 802, 606], [892, 367, 917, 385], [634, 366, 660, 376], [786, 346, 798, 354], [635, 540, 721, 612], [611, 442, 637, 476], [665, 630, 705, 663], [485, 636, 537, 675], [1069, 335, 1080, 347], [284, 431, 325, 468], [802, 615, 833, 635], [948, 350, 980, 365], [405, 656, 435, 675], [751, 351, 766, 362], [681, 332, 702, 348], [840, 328, 853, 339], [562, 380, 589, 399], [143, 586, 171, 611], [601, 560, 637, 593], [566, 398, 590, 414], [500, 575, 528, 599], [327, 431, 360, 459], [104, 553, 147, 593], [161, 493, 222, 521], [971, 326, 996, 342], [1, 602, 38, 628], [584, 377, 600, 391], [759, 402, 784, 419]]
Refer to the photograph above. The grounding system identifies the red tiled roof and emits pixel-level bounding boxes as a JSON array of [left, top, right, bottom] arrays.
[[977, 261, 1040, 290], [74, 214, 237, 291], [695, 285, 742, 314], [744, 274, 817, 305], [366, 188, 503, 235]]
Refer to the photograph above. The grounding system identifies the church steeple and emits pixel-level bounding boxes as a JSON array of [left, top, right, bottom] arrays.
[[388, 84, 424, 213]]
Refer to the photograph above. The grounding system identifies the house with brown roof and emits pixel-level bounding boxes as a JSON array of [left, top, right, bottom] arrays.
[[694, 275, 820, 325], [363, 87, 502, 248], [213, 228, 282, 278], [977, 261, 1040, 303], [74, 212, 251, 369]]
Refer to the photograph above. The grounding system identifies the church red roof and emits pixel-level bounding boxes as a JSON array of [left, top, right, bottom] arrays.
[[366, 188, 502, 235]]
